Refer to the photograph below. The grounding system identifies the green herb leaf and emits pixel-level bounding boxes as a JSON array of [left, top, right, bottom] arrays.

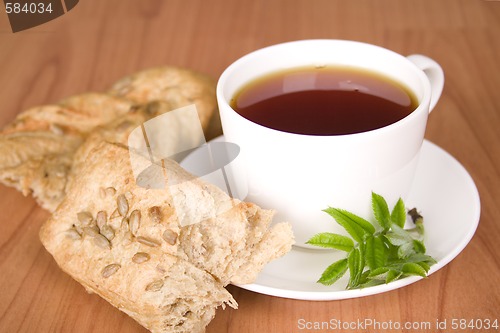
[[397, 242, 414, 259], [358, 279, 386, 288], [358, 270, 370, 286], [306, 233, 354, 252], [405, 253, 437, 265], [412, 239, 426, 254], [337, 209, 376, 235], [416, 261, 431, 273], [386, 270, 403, 283], [384, 233, 408, 247], [372, 192, 391, 230], [391, 198, 406, 228], [365, 235, 387, 270], [368, 266, 390, 280], [402, 262, 428, 278], [317, 258, 348, 286], [385, 253, 436, 268], [323, 208, 371, 242], [347, 247, 365, 289], [385, 224, 413, 246]]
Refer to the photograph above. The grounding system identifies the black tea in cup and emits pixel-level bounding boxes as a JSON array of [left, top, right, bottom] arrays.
[[231, 66, 418, 135]]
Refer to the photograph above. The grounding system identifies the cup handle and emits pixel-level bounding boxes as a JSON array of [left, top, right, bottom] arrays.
[[407, 54, 444, 113]]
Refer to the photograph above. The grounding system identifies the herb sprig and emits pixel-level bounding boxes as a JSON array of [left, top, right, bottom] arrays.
[[307, 192, 436, 289]]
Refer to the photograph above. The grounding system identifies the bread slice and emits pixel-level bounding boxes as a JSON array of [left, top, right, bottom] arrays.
[[40, 141, 293, 332], [0, 93, 132, 211], [0, 67, 220, 212]]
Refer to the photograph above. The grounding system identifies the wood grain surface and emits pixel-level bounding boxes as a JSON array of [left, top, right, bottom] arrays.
[[1, 1, 499, 332]]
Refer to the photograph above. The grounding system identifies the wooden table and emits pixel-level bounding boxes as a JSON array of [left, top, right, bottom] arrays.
[[1, 1, 499, 332]]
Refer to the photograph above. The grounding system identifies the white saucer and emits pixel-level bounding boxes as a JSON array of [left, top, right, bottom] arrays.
[[181, 137, 480, 301]]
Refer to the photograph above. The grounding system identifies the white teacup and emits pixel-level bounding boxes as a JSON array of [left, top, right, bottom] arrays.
[[216, 40, 444, 248]]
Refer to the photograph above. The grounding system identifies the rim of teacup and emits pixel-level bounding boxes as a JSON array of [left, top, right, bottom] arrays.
[[216, 39, 432, 140]]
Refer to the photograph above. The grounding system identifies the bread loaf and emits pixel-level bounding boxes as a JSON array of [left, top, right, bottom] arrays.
[[40, 141, 294, 332], [0, 67, 220, 211]]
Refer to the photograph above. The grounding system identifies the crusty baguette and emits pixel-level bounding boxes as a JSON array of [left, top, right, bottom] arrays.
[[40, 141, 293, 332]]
